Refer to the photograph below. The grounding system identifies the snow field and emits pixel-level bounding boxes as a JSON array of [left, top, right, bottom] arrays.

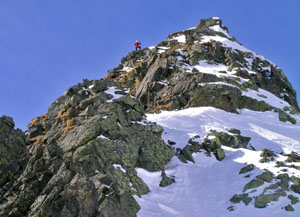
[[134, 106, 300, 217]]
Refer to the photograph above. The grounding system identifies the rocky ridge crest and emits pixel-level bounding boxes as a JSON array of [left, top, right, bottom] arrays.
[[106, 17, 299, 121], [0, 17, 299, 217], [0, 79, 174, 217]]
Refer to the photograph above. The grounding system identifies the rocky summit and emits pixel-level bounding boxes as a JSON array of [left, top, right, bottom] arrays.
[[1, 17, 300, 217]]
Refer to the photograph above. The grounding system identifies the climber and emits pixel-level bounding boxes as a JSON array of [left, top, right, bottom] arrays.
[[134, 40, 141, 51]]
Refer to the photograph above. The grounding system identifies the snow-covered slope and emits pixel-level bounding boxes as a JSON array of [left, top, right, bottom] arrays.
[[2, 17, 299, 217], [107, 17, 300, 216], [120, 17, 300, 217], [135, 106, 300, 217]]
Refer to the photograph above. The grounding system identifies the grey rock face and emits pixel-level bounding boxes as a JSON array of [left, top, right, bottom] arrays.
[[0, 79, 174, 217], [106, 18, 299, 115], [0, 116, 29, 189], [1, 17, 300, 216]]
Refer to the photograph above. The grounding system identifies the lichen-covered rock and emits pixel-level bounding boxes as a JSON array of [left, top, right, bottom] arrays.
[[239, 164, 254, 174], [291, 176, 300, 194], [255, 193, 275, 208], [229, 194, 241, 203], [286, 152, 300, 163], [274, 108, 297, 124], [214, 148, 225, 161], [204, 130, 251, 149], [98, 191, 140, 217], [227, 128, 241, 135], [255, 189, 286, 208], [260, 149, 276, 163], [288, 195, 299, 205], [276, 173, 290, 191], [285, 204, 294, 211], [105, 18, 299, 115], [0, 116, 29, 188], [0, 79, 174, 217], [244, 178, 264, 192], [257, 171, 273, 183], [238, 96, 272, 112], [60, 173, 98, 216], [232, 169, 298, 210], [230, 193, 252, 206], [243, 171, 274, 192], [180, 146, 195, 163], [159, 171, 175, 187]]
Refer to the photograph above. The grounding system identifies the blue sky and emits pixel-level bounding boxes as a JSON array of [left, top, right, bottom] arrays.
[[0, 0, 299, 130]]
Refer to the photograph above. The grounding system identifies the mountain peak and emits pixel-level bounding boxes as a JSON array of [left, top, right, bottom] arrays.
[[196, 16, 223, 28], [1, 18, 300, 217], [106, 17, 299, 117]]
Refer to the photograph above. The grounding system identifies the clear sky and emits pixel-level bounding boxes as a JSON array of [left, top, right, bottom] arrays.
[[0, 0, 299, 130]]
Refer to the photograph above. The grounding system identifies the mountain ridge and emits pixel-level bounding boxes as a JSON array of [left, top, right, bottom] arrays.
[[106, 17, 298, 115], [0, 17, 300, 217]]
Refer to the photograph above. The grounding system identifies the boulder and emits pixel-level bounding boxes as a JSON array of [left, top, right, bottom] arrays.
[[239, 164, 254, 174], [255, 189, 286, 208], [288, 195, 299, 205], [244, 178, 264, 192], [214, 148, 225, 161], [285, 204, 294, 212], [260, 149, 276, 163], [258, 171, 273, 183], [159, 171, 175, 187], [286, 152, 300, 163], [291, 176, 300, 194], [230, 194, 252, 206], [205, 130, 251, 149], [244, 171, 274, 192]]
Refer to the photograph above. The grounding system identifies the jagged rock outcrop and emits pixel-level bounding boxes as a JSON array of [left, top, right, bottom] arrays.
[[1, 17, 299, 217], [0, 116, 29, 190], [0, 79, 174, 217], [106, 17, 299, 117]]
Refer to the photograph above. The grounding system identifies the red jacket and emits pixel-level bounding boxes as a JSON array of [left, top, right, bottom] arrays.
[[134, 41, 141, 47]]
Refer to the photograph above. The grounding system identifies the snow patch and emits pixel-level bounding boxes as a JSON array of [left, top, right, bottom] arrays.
[[113, 164, 126, 173], [171, 35, 186, 43], [201, 35, 251, 54], [105, 86, 123, 102], [158, 46, 169, 54], [186, 60, 228, 75], [241, 88, 291, 110], [97, 135, 110, 140], [119, 66, 133, 72], [209, 25, 232, 39], [198, 81, 237, 88], [146, 107, 300, 153], [136, 126, 300, 217], [136, 150, 300, 217]]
